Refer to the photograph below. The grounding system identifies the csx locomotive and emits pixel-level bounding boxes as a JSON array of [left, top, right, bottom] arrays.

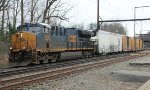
[[9, 23, 95, 66]]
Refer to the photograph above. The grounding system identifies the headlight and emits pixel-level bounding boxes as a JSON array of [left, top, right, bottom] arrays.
[[10, 47, 12, 50], [21, 32, 23, 37], [23, 46, 26, 49]]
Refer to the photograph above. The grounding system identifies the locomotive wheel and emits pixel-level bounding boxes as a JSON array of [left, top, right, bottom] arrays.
[[39, 60, 44, 64], [50, 53, 61, 62], [48, 59, 52, 63], [56, 53, 61, 61], [81, 52, 86, 59], [91, 52, 95, 57]]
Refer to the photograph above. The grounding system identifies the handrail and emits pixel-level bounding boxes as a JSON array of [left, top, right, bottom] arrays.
[[28, 40, 34, 55]]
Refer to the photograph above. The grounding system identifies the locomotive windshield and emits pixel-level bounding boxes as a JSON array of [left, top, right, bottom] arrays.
[[28, 26, 41, 33], [17, 25, 42, 34]]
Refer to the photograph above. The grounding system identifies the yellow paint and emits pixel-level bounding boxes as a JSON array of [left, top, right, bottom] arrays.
[[37, 48, 94, 53], [122, 35, 132, 51], [68, 35, 77, 42], [11, 31, 36, 52], [136, 39, 140, 50], [139, 39, 143, 50], [44, 34, 50, 40], [129, 37, 132, 51], [131, 37, 136, 51], [122, 35, 127, 51]]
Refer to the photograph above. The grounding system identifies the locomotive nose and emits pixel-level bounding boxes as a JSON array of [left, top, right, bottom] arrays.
[[11, 31, 36, 52]]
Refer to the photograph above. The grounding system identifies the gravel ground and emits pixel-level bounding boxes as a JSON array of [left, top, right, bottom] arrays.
[[21, 55, 150, 90], [0, 54, 9, 68]]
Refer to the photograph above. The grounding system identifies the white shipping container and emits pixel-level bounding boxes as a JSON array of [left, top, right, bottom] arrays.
[[91, 30, 122, 54]]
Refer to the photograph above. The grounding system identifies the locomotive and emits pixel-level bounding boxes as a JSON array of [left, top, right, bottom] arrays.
[[9, 23, 95, 66]]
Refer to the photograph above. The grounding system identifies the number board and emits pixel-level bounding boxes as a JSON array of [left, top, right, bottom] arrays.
[[44, 34, 50, 40]]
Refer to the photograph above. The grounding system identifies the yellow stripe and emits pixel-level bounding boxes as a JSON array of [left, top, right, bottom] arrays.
[[36, 48, 94, 52]]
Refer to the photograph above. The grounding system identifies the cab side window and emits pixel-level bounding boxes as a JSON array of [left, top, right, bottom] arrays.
[[60, 28, 62, 36], [43, 27, 49, 33], [51, 26, 55, 35], [64, 29, 66, 36], [56, 26, 58, 36]]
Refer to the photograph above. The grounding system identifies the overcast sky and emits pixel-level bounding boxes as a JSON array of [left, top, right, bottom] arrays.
[[64, 0, 150, 36]]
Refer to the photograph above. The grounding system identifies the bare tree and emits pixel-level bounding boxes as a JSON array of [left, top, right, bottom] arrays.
[[0, 0, 9, 41], [88, 23, 97, 30], [12, 0, 20, 27], [21, 0, 24, 25], [87, 23, 127, 35], [42, 0, 57, 23], [101, 23, 127, 35], [0, 0, 73, 41], [30, 0, 39, 22], [0, 0, 9, 11], [71, 23, 85, 30]]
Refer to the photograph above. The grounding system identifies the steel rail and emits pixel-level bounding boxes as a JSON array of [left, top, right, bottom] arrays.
[[0, 54, 146, 90], [0, 53, 129, 77]]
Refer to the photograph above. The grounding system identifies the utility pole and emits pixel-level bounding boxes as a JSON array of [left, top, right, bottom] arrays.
[[140, 21, 142, 38], [134, 7, 136, 51], [134, 7, 136, 39], [97, 0, 99, 31], [134, 6, 150, 50]]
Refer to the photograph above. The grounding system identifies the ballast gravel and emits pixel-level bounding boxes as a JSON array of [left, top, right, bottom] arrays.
[[22, 55, 150, 90]]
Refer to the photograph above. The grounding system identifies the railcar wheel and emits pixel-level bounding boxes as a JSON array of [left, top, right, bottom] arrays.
[[91, 52, 95, 57], [81, 52, 86, 59], [48, 59, 52, 63], [56, 53, 61, 61]]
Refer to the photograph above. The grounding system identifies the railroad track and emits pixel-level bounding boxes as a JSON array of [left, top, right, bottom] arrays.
[[0, 52, 147, 90], [0, 53, 128, 77]]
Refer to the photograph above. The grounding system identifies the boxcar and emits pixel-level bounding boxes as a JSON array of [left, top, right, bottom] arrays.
[[136, 39, 140, 51], [122, 35, 132, 52], [92, 30, 122, 54], [139, 39, 143, 50], [131, 37, 136, 51]]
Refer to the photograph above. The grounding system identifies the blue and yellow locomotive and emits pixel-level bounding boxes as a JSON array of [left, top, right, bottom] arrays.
[[9, 23, 95, 66]]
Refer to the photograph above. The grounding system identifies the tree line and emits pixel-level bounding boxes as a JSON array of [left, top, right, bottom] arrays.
[[0, 0, 72, 41], [72, 23, 127, 35], [0, 0, 127, 42]]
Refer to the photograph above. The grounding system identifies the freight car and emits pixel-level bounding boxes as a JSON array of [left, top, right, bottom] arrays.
[[91, 30, 122, 55], [122, 35, 132, 52], [136, 38, 143, 51], [91, 30, 144, 55], [131, 37, 136, 51], [9, 23, 95, 66]]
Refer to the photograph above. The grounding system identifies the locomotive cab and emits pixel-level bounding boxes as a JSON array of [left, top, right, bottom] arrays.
[[9, 23, 43, 66]]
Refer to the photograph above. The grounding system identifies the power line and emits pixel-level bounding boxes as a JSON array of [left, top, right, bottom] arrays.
[[99, 18, 150, 23]]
